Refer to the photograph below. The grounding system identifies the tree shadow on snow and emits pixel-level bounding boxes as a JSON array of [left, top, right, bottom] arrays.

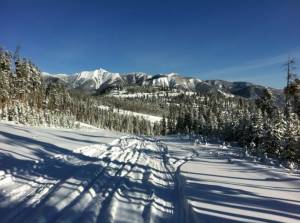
[[0, 131, 177, 223], [183, 178, 300, 223]]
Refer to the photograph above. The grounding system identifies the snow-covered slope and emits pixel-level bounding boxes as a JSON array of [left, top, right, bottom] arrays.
[[124, 72, 151, 85], [72, 68, 123, 90], [163, 135, 300, 223], [0, 123, 299, 223], [42, 72, 72, 85], [143, 73, 202, 90], [42, 68, 283, 102], [43, 70, 202, 91], [0, 123, 177, 223], [42, 68, 124, 93], [98, 105, 162, 123]]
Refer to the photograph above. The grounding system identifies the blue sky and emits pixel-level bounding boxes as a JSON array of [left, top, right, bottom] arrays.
[[0, 0, 299, 88]]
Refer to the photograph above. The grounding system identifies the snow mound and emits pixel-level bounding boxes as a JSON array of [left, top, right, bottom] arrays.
[[74, 121, 99, 129]]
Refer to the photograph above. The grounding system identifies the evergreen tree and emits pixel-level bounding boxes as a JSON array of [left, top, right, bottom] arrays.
[[0, 48, 12, 119], [161, 115, 167, 135]]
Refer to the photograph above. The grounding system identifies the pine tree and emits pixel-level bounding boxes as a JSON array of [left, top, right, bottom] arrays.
[[255, 88, 275, 117], [0, 48, 12, 119], [161, 115, 167, 135]]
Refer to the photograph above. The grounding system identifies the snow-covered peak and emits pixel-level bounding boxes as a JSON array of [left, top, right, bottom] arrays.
[[42, 72, 51, 76], [42, 72, 69, 77], [73, 68, 122, 89], [165, 72, 179, 78], [41, 72, 71, 83], [143, 72, 202, 89], [75, 68, 110, 79], [134, 72, 150, 78]]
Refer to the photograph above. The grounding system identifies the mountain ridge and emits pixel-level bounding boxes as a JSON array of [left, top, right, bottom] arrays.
[[42, 68, 284, 103]]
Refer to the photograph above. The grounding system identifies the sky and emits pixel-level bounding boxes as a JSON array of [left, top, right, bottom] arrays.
[[0, 0, 299, 88]]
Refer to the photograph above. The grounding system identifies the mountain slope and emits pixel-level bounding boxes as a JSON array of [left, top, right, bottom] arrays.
[[1, 122, 299, 223], [42, 68, 284, 102], [205, 79, 284, 103], [73, 68, 124, 92]]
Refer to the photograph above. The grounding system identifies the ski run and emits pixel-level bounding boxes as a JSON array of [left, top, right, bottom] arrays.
[[0, 122, 300, 223]]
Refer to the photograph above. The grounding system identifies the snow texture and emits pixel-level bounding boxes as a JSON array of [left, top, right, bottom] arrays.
[[0, 123, 299, 223], [163, 135, 300, 223], [73, 68, 122, 89], [98, 105, 162, 123]]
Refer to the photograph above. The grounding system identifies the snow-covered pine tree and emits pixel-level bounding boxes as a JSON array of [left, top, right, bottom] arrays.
[[160, 115, 167, 135], [0, 48, 12, 120]]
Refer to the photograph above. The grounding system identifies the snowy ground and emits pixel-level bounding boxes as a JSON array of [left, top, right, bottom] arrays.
[[98, 105, 162, 123], [108, 91, 196, 99], [162, 136, 300, 223], [0, 123, 299, 223]]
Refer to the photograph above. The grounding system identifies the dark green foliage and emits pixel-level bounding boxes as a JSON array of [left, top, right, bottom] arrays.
[[0, 47, 156, 135]]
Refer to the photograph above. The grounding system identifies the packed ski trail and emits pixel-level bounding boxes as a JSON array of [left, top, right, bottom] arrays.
[[0, 123, 181, 223], [0, 123, 300, 223]]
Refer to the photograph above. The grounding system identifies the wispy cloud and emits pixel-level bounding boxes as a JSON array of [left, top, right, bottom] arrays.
[[204, 50, 300, 77]]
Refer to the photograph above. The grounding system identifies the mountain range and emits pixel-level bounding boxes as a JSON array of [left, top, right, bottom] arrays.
[[42, 68, 284, 103]]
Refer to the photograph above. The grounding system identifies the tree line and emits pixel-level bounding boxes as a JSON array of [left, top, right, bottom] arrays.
[[0, 47, 159, 135], [161, 82, 300, 163]]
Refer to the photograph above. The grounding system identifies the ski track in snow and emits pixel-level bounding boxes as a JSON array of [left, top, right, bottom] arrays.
[[0, 123, 300, 223], [162, 136, 300, 223], [0, 123, 189, 223]]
